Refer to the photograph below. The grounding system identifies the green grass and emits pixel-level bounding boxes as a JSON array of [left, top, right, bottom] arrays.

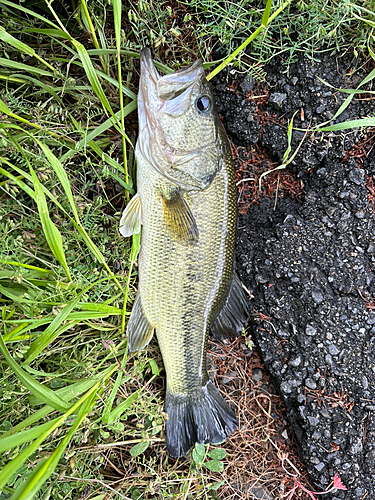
[[0, 0, 375, 498]]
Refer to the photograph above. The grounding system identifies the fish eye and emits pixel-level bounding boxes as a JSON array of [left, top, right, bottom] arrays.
[[195, 95, 212, 113]]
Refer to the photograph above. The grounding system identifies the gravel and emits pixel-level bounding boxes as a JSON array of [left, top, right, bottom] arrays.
[[213, 50, 375, 498]]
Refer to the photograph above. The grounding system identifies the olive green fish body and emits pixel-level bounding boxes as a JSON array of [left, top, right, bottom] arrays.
[[119, 49, 248, 457], [137, 138, 236, 395]]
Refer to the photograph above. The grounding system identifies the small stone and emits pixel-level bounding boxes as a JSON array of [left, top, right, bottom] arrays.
[[348, 168, 364, 185], [350, 438, 363, 454], [252, 368, 263, 382], [328, 344, 339, 355], [307, 415, 320, 426], [306, 324, 317, 336], [355, 210, 365, 219], [269, 92, 287, 106], [281, 381, 293, 394], [249, 486, 274, 500], [325, 353, 333, 365], [312, 290, 324, 304], [289, 355, 301, 367], [256, 274, 268, 284], [281, 429, 289, 439], [240, 75, 255, 94], [222, 371, 237, 384], [306, 378, 317, 389], [314, 462, 325, 472]]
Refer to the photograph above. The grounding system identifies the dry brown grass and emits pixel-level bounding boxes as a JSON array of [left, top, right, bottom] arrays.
[[71, 336, 317, 499]]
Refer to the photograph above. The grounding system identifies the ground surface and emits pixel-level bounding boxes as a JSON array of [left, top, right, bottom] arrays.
[[212, 51, 375, 499]]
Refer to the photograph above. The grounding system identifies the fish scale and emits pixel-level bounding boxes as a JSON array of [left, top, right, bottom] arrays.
[[119, 49, 248, 457], [138, 149, 236, 394]]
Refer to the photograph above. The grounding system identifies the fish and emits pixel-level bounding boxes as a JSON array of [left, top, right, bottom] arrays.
[[119, 48, 248, 458]]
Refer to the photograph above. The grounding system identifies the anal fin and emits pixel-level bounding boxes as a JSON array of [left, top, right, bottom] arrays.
[[162, 189, 198, 245], [127, 292, 154, 352], [210, 273, 249, 341], [119, 193, 142, 237]]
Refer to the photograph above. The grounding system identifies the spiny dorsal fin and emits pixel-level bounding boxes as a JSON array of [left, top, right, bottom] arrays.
[[162, 189, 199, 245], [210, 273, 249, 341], [128, 292, 155, 353], [119, 193, 143, 237]]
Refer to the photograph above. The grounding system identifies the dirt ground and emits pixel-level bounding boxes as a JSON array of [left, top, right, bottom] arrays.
[[212, 50, 375, 499]]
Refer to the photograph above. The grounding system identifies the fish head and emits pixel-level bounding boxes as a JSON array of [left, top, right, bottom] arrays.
[[138, 48, 225, 190]]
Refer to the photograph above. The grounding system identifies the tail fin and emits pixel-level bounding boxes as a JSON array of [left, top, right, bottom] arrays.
[[165, 381, 238, 458]]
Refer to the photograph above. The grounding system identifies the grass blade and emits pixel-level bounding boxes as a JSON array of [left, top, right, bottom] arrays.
[[29, 166, 71, 281], [0, 58, 53, 76], [0, 26, 55, 72], [0, 0, 59, 28], [261, 0, 272, 26], [319, 117, 375, 131], [106, 391, 139, 424], [207, 0, 291, 81], [71, 39, 116, 121], [0, 365, 116, 495], [0, 333, 70, 412], [0, 418, 61, 454], [1, 367, 116, 438], [60, 100, 137, 163], [9, 393, 96, 500], [36, 140, 80, 223]]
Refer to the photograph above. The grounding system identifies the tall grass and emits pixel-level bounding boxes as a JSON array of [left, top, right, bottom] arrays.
[[2, 0, 371, 498]]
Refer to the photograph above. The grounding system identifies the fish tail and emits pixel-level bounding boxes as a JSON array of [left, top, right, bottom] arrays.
[[165, 381, 238, 458]]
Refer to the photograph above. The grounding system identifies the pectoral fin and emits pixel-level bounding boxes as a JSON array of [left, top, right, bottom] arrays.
[[128, 292, 155, 353], [210, 273, 249, 341], [162, 189, 199, 245], [119, 193, 143, 237]]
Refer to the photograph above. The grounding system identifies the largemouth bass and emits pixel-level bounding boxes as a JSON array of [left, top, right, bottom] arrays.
[[119, 48, 248, 458]]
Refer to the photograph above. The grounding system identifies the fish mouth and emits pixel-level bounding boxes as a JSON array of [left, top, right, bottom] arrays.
[[139, 48, 204, 121], [140, 47, 203, 99], [138, 49, 210, 185]]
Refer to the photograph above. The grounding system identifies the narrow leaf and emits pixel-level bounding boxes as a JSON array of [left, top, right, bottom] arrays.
[[0, 334, 70, 412], [107, 391, 138, 424], [319, 117, 375, 131], [0, 418, 61, 454], [0, 58, 53, 76], [10, 393, 97, 500], [0, 26, 34, 55], [262, 0, 272, 26], [36, 141, 79, 223], [29, 167, 71, 280], [71, 39, 115, 118]]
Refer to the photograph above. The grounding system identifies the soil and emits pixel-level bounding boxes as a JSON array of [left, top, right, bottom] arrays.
[[212, 51, 375, 499]]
